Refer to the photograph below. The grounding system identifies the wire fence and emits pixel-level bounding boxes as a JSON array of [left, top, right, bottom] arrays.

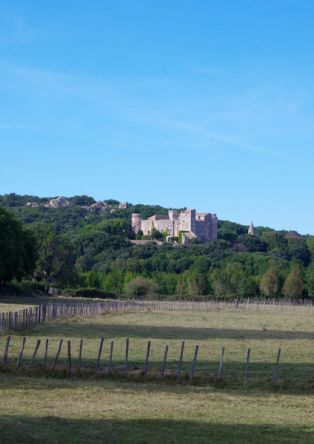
[[0, 334, 310, 387]]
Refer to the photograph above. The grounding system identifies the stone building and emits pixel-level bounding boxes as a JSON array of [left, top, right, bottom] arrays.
[[132, 209, 218, 244]]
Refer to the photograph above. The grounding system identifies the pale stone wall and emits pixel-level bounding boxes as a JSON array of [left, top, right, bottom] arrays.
[[132, 208, 218, 242], [195, 212, 218, 242], [131, 214, 142, 233], [154, 219, 171, 233], [179, 209, 192, 232], [141, 219, 153, 235], [209, 214, 218, 240]]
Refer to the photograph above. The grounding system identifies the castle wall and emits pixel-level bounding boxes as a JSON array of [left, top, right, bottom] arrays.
[[141, 219, 153, 235], [209, 214, 218, 240], [133, 208, 218, 242], [179, 209, 196, 232], [154, 219, 171, 233], [131, 213, 142, 233], [194, 213, 218, 242]]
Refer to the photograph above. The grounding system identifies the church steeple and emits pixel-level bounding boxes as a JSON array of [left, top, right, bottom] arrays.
[[248, 221, 255, 235]]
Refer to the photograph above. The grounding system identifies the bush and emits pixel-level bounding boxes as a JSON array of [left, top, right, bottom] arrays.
[[0, 281, 46, 297], [124, 277, 158, 299]]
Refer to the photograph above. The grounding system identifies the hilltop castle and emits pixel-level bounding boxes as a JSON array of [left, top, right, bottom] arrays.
[[132, 209, 218, 244]]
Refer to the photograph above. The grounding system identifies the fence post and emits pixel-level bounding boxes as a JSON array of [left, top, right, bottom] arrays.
[[144, 340, 151, 374], [67, 340, 72, 373], [31, 339, 41, 365], [78, 339, 83, 373], [96, 337, 105, 372], [16, 337, 26, 369], [125, 338, 129, 374], [243, 348, 251, 385], [272, 347, 281, 383], [176, 341, 185, 377], [108, 340, 114, 373], [217, 346, 225, 379], [190, 344, 199, 379], [43, 339, 49, 369], [2, 336, 11, 367], [160, 345, 169, 379], [52, 339, 63, 370]]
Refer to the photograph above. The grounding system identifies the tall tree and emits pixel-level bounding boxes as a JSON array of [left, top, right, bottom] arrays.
[[210, 263, 256, 299], [0, 206, 37, 284], [35, 233, 77, 286], [282, 264, 304, 299], [259, 264, 282, 298], [305, 263, 314, 298]]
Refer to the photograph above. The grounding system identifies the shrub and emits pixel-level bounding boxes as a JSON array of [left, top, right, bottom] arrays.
[[124, 277, 158, 299]]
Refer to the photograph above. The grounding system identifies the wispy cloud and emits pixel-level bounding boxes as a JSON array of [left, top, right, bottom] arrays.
[[172, 121, 272, 155], [0, 61, 113, 99], [0, 60, 313, 171], [171, 120, 312, 170]]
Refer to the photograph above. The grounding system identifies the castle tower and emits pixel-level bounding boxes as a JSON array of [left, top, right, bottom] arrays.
[[131, 213, 141, 234], [168, 210, 175, 221], [248, 221, 255, 236], [209, 213, 218, 240], [179, 209, 196, 233]]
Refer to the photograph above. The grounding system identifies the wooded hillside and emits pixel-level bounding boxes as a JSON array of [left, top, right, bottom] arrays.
[[1, 193, 314, 300]]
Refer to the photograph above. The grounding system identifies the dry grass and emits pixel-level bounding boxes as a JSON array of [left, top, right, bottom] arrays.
[[0, 295, 104, 313], [0, 374, 313, 443], [1, 307, 314, 442], [2, 309, 314, 384]]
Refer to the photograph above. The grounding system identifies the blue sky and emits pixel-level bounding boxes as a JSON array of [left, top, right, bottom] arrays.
[[1, 1, 314, 233]]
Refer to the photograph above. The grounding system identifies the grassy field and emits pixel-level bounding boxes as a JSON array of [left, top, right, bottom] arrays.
[[2, 309, 314, 383], [1, 306, 314, 442], [0, 374, 313, 444], [0, 295, 103, 313], [0, 298, 40, 313]]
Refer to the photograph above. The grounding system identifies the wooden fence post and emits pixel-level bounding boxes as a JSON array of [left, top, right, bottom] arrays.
[[96, 337, 104, 371], [243, 348, 251, 385], [67, 340, 72, 373], [31, 339, 41, 365], [2, 336, 11, 367], [217, 346, 225, 379], [78, 339, 83, 373], [176, 341, 185, 377], [160, 345, 169, 379], [108, 340, 114, 373], [43, 339, 49, 369], [272, 347, 281, 383], [144, 340, 151, 374], [16, 337, 26, 369], [125, 338, 129, 374], [52, 339, 63, 370], [190, 344, 199, 379]]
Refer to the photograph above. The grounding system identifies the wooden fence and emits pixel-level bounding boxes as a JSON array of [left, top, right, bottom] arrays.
[[0, 334, 285, 386], [0, 301, 127, 331], [1, 298, 314, 332]]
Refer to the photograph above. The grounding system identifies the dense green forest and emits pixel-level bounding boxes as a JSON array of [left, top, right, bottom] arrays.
[[1, 193, 314, 300]]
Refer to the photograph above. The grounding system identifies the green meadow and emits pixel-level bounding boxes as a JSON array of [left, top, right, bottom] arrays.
[[1, 306, 314, 443]]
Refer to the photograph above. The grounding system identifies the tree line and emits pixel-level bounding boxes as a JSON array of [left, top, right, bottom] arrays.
[[1, 193, 314, 300]]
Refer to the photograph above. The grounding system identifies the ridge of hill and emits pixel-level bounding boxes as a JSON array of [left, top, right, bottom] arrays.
[[0, 192, 298, 236], [1, 193, 314, 300]]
